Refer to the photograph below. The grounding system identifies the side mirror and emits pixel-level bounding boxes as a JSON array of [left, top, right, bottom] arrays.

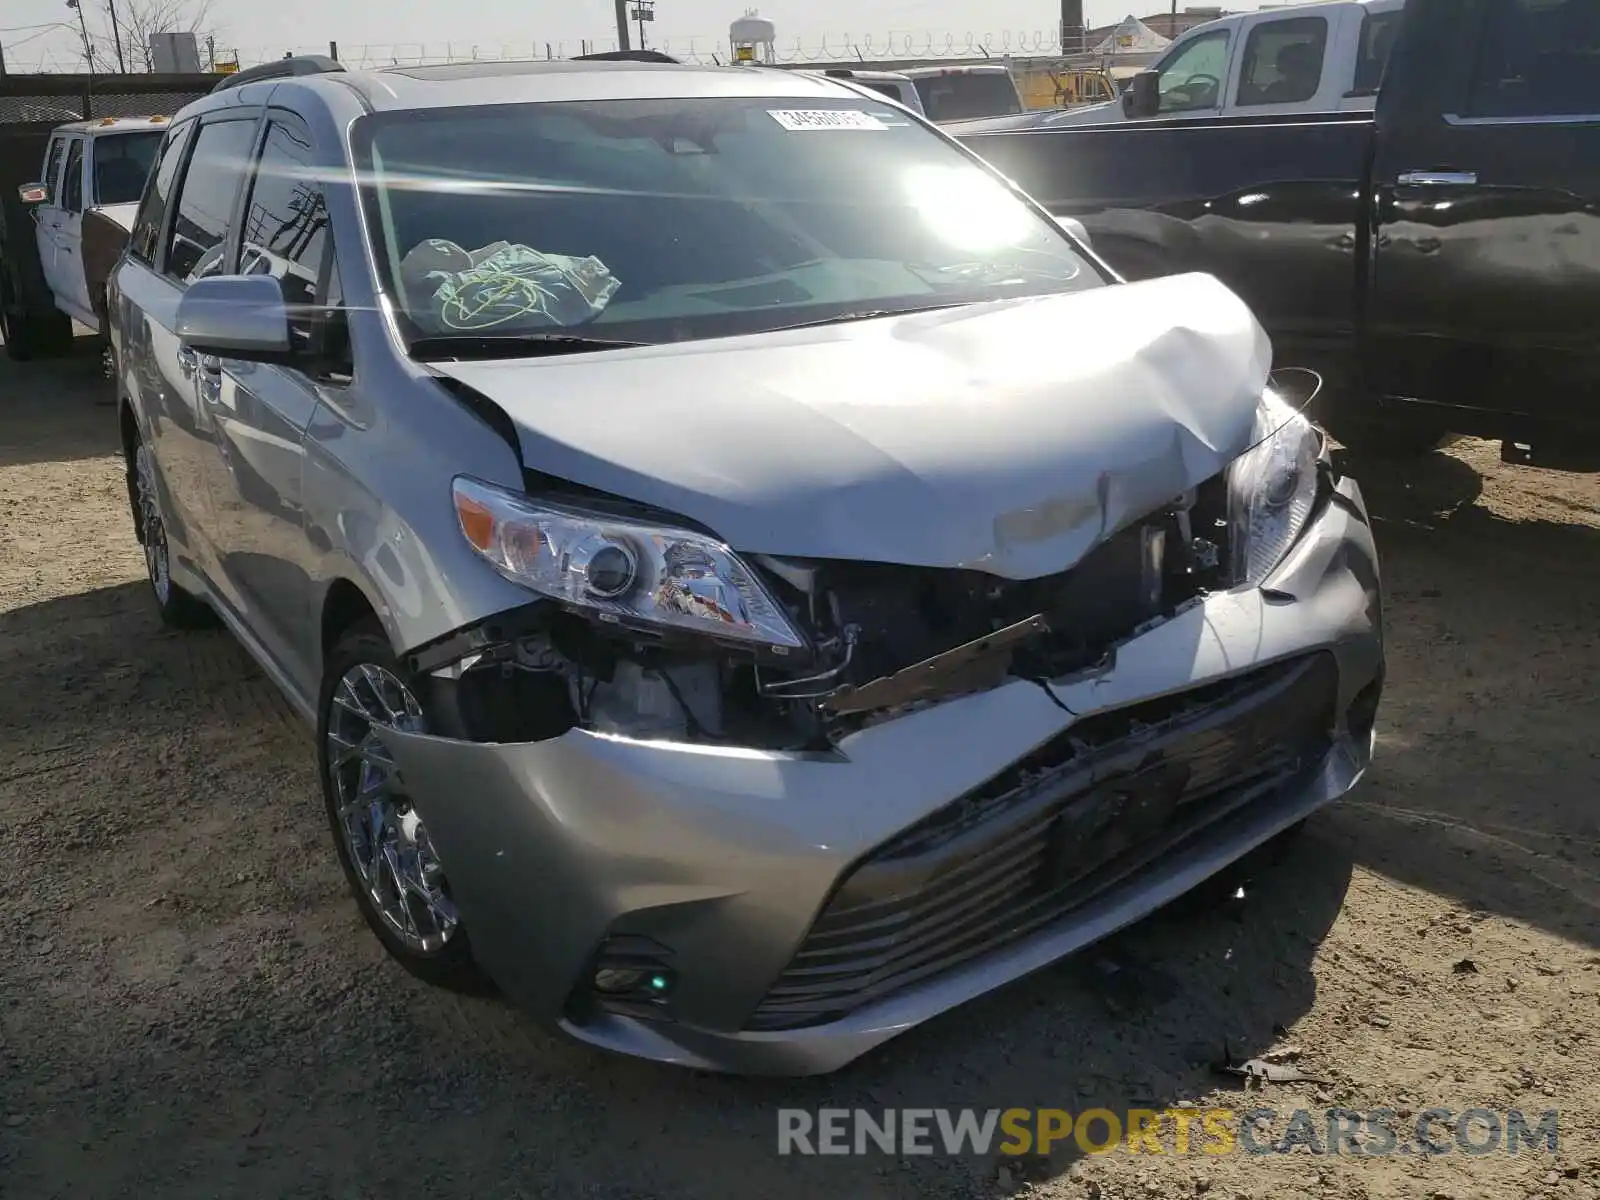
[[1053, 213, 1092, 247], [18, 182, 48, 205], [1123, 70, 1160, 119], [175, 275, 296, 364]]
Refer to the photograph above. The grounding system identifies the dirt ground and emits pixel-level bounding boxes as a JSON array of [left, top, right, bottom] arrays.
[[1, 340, 1598, 1200]]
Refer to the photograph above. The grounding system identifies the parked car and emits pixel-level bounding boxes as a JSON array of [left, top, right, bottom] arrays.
[[957, 0, 1600, 470], [110, 53, 1384, 1075], [954, 0, 1403, 134], [901, 63, 1026, 122], [2, 116, 171, 361], [802, 68, 927, 116]]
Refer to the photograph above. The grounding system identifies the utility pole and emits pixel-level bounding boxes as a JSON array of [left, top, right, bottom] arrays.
[[613, 0, 631, 50], [1059, 0, 1084, 54], [1170, 0, 1179, 39], [631, 0, 655, 51], [105, 0, 126, 72]]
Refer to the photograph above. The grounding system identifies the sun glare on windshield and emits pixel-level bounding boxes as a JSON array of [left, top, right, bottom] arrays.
[[903, 164, 1037, 255]]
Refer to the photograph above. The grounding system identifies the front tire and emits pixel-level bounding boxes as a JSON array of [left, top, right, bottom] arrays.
[[318, 619, 488, 992], [1327, 417, 1458, 460]]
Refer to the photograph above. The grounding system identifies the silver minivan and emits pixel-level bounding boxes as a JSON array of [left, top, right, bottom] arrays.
[[110, 54, 1384, 1076]]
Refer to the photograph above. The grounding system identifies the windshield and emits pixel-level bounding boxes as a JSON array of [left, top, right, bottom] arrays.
[[353, 96, 1095, 351], [912, 73, 1024, 121], [93, 131, 163, 205]]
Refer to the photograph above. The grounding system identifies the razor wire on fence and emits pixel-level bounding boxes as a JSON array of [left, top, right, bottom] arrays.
[[4, 29, 1104, 74]]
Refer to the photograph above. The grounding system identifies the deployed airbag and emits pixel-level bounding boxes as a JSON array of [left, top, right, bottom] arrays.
[[400, 239, 621, 333]]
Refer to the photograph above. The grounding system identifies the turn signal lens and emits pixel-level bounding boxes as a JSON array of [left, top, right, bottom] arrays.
[[454, 491, 496, 551]]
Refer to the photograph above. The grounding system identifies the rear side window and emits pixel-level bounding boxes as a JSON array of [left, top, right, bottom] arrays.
[[1469, 0, 1600, 118], [913, 72, 1022, 121], [130, 120, 195, 266], [60, 139, 85, 212], [41, 137, 67, 201], [1236, 16, 1329, 106], [1352, 9, 1402, 95], [164, 118, 259, 285]]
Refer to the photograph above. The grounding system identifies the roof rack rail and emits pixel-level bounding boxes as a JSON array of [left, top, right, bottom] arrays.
[[572, 49, 681, 63], [211, 54, 345, 93]]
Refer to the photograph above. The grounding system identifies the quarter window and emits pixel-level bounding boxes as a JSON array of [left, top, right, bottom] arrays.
[[1153, 30, 1231, 114], [1236, 16, 1329, 107], [164, 118, 258, 285], [1469, 0, 1600, 118], [129, 121, 194, 266]]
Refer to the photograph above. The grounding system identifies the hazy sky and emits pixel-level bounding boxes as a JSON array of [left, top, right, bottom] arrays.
[[5, 0, 1222, 70]]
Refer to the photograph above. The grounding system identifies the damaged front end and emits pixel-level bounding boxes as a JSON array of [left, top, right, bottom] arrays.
[[408, 466, 1242, 750]]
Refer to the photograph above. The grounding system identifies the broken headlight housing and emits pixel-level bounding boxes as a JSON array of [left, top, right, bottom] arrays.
[[451, 476, 807, 653], [1227, 389, 1324, 586]]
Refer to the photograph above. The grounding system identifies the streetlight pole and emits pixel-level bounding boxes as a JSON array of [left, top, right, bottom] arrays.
[[66, 0, 95, 73]]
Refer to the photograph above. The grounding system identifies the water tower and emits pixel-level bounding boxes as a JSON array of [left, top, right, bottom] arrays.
[[730, 9, 776, 64]]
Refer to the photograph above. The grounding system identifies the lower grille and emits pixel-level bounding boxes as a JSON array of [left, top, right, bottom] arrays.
[[744, 653, 1338, 1031]]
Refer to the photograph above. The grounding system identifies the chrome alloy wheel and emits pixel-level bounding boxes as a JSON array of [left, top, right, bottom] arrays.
[[326, 664, 459, 953], [133, 443, 171, 603]]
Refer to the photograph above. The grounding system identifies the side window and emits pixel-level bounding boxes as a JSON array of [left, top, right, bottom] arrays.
[[130, 121, 195, 266], [41, 137, 67, 202], [1236, 17, 1329, 107], [1352, 10, 1402, 96], [1469, 0, 1600, 119], [164, 118, 259, 285], [241, 117, 351, 376], [61, 139, 85, 212], [238, 119, 331, 308], [1154, 30, 1231, 113]]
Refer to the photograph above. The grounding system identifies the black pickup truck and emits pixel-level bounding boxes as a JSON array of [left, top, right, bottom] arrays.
[[956, 0, 1600, 469]]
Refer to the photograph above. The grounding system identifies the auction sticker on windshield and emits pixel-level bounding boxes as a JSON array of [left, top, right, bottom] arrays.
[[768, 109, 887, 131]]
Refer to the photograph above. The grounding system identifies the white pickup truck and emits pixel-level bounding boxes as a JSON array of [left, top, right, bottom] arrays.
[[3, 116, 169, 360], [950, 0, 1403, 133]]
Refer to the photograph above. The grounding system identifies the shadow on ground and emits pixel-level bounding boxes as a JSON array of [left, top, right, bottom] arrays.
[[0, 576, 1351, 1199], [0, 335, 119, 469], [0, 434, 1596, 1198], [1329, 446, 1600, 952]]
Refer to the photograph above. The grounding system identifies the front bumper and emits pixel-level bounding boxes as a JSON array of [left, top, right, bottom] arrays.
[[382, 476, 1383, 1076]]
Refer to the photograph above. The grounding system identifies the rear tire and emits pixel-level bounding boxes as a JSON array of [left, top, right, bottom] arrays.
[[0, 303, 73, 362], [318, 618, 490, 993], [127, 430, 214, 629]]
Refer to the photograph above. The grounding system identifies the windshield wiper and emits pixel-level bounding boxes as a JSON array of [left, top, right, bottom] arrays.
[[409, 333, 647, 361], [763, 302, 969, 334]]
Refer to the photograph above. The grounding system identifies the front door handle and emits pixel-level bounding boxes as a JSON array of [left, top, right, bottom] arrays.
[[176, 345, 197, 378], [1397, 170, 1478, 187]]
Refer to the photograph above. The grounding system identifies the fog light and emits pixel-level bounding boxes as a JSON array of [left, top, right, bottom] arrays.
[[594, 967, 647, 993], [592, 965, 675, 996]]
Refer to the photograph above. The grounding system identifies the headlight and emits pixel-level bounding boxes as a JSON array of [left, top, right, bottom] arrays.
[[452, 476, 806, 652], [1227, 390, 1324, 586]]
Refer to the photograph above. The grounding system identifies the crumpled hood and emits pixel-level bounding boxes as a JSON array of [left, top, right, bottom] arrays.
[[430, 272, 1272, 580]]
